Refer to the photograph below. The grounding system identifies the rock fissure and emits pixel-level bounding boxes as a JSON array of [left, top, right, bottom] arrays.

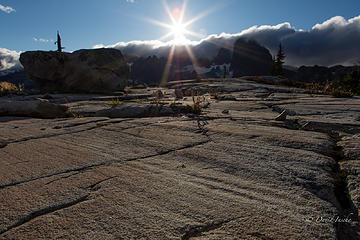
[[181, 218, 234, 240], [0, 139, 211, 191], [0, 195, 90, 236], [0, 118, 140, 148], [327, 133, 360, 240]]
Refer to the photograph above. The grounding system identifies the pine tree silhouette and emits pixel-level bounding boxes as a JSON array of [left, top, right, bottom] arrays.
[[272, 43, 285, 75], [54, 31, 65, 52]]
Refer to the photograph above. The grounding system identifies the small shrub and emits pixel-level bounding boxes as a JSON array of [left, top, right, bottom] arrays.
[[0, 82, 18, 95], [327, 88, 354, 98], [18, 83, 24, 92], [151, 90, 165, 106], [169, 102, 179, 108], [72, 113, 84, 118], [208, 88, 219, 100], [329, 70, 360, 97], [191, 91, 202, 114], [303, 82, 326, 94], [170, 91, 208, 115], [108, 98, 122, 107], [276, 77, 297, 87]]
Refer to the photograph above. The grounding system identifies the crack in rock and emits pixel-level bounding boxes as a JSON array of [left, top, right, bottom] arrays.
[[2, 122, 107, 147], [328, 134, 360, 240], [0, 118, 138, 148], [44, 171, 83, 185], [0, 140, 211, 190], [181, 219, 233, 239], [86, 176, 118, 191], [268, 116, 360, 240], [0, 141, 7, 149], [0, 195, 89, 236]]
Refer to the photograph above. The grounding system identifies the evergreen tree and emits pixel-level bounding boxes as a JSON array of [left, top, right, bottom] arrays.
[[55, 31, 64, 52], [271, 56, 277, 76], [272, 43, 285, 75], [223, 65, 227, 78]]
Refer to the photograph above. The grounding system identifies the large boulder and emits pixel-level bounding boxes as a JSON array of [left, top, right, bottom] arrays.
[[20, 48, 129, 93], [231, 39, 273, 77]]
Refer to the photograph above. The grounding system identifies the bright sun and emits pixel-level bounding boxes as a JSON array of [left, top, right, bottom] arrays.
[[143, 0, 219, 84], [171, 23, 186, 42], [144, 0, 209, 45]]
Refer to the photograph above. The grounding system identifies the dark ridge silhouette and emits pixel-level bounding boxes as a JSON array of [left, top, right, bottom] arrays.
[[230, 39, 273, 77]]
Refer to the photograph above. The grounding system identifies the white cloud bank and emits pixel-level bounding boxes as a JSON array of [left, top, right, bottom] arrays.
[[0, 4, 15, 13], [94, 15, 360, 66], [0, 48, 22, 76], [1, 14, 359, 75], [33, 37, 50, 43]]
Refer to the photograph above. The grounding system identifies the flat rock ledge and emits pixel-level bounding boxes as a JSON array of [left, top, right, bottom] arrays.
[[0, 99, 69, 118], [0, 77, 360, 239]]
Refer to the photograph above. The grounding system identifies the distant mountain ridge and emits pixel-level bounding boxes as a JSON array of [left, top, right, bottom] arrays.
[[1, 38, 358, 89], [292, 65, 359, 84]]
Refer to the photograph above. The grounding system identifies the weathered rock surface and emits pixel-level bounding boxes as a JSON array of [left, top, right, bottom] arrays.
[[338, 134, 360, 223], [95, 103, 174, 118], [0, 99, 69, 118], [20, 48, 129, 93], [1, 78, 360, 239]]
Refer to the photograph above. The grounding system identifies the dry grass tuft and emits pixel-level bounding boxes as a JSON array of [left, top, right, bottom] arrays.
[[0, 82, 19, 95], [108, 98, 122, 108]]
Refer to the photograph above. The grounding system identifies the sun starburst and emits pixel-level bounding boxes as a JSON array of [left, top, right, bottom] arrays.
[[144, 0, 210, 45], [144, 0, 221, 85]]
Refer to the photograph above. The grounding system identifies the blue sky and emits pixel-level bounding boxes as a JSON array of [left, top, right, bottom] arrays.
[[1, 0, 360, 52]]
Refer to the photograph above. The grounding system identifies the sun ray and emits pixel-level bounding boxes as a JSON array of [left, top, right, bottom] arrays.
[[184, 44, 199, 68], [183, 8, 213, 28], [179, 0, 187, 24], [160, 45, 175, 86], [142, 17, 172, 29], [184, 29, 205, 39], [183, 3, 226, 28], [158, 31, 175, 41], [162, 0, 176, 25]]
